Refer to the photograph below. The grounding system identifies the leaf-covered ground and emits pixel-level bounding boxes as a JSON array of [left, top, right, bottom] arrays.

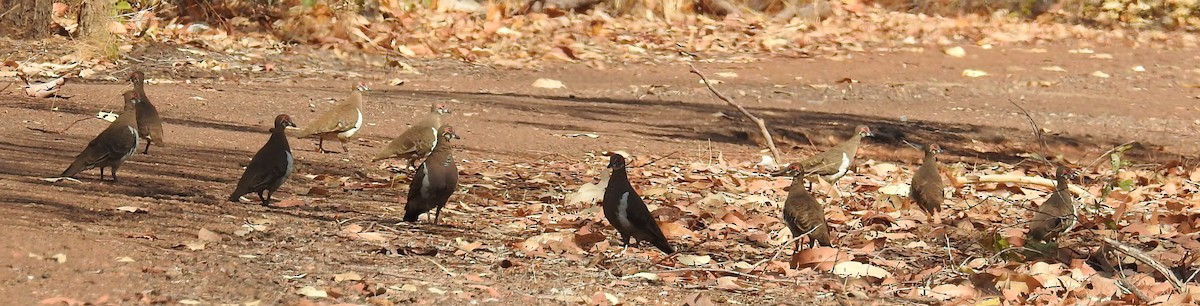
[[4, 3, 1200, 304]]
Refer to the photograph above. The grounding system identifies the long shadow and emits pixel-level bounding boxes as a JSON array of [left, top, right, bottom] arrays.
[[379, 89, 1189, 164]]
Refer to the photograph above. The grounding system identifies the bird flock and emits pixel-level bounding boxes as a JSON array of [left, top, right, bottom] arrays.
[[54, 71, 1080, 258]]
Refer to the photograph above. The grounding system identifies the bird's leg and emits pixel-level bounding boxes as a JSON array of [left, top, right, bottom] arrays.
[[316, 138, 328, 153], [99, 167, 105, 181], [143, 141, 151, 154], [340, 139, 350, 153], [265, 189, 275, 206], [434, 206, 442, 225], [110, 168, 119, 183], [257, 190, 267, 206], [617, 235, 632, 257]]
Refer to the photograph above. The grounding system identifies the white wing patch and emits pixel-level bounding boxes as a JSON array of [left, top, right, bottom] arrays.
[[420, 165, 432, 196], [338, 109, 363, 138], [283, 149, 295, 178], [123, 126, 139, 160], [617, 192, 633, 229], [831, 153, 850, 180], [423, 127, 439, 159]]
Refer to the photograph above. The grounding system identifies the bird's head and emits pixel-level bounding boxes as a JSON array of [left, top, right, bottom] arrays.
[[856, 125, 874, 137], [439, 125, 460, 141], [432, 102, 452, 115], [607, 153, 627, 170], [354, 82, 370, 92], [927, 143, 943, 155], [1055, 165, 1079, 181], [127, 71, 145, 85], [275, 114, 297, 128], [122, 90, 140, 104], [772, 163, 804, 177]]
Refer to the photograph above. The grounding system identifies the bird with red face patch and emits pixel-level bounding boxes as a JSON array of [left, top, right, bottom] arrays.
[[910, 143, 946, 223], [298, 83, 368, 153], [374, 102, 452, 170], [780, 163, 832, 252], [775, 125, 873, 186]]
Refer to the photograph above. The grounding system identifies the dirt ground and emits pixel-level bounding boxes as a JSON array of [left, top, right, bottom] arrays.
[[2, 42, 1199, 305]]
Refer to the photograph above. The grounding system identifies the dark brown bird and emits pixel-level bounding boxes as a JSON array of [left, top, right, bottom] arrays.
[[404, 125, 460, 224], [128, 71, 165, 154], [229, 114, 297, 206], [297, 83, 368, 153], [775, 125, 873, 184], [374, 102, 451, 168], [910, 143, 945, 221], [61, 91, 141, 182], [781, 163, 832, 252], [603, 154, 674, 254], [1028, 165, 1078, 242]]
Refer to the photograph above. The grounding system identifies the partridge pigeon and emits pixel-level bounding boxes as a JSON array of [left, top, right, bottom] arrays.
[[602, 154, 674, 254], [373, 102, 452, 168], [1028, 165, 1078, 243], [297, 83, 368, 153], [229, 114, 297, 206], [775, 125, 873, 184], [404, 125, 460, 224], [60, 91, 140, 182], [128, 71, 165, 154], [19, 75, 66, 98], [781, 164, 832, 251], [910, 143, 945, 221]]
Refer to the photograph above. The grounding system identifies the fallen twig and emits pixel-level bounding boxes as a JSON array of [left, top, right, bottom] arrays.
[[688, 63, 781, 162], [1008, 99, 1052, 166], [1086, 141, 1137, 170], [955, 174, 1088, 197], [1103, 237, 1185, 293], [633, 150, 681, 168], [420, 256, 457, 277], [748, 233, 809, 272], [26, 117, 97, 134], [652, 265, 794, 284]]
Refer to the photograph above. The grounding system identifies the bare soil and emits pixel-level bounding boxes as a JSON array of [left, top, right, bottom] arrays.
[[2, 42, 1199, 305]]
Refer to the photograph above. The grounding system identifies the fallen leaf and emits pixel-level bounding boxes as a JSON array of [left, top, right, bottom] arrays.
[[272, 199, 306, 207], [50, 253, 66, 263], [184, 241, 206, 251], [116, 206, 147, 213], [944, 46, 966, 58], [678, 255, 711, 266], [198, 228, 222, 242], [296, 286, 328, 298], [97, 111, 118, 122], [832, 261, 891, 279], [41, 177, 81, 183], [115, 257, 135, 262], [1041, 66, 1067, 72], [621, 272, 659, 281], [962, 69, 988, 77], [334, 272, 363, 282], [1091, 71, 1110, 78], [532, 78, 565, 89]]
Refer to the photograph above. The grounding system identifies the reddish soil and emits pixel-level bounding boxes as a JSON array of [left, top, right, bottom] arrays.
[[2, 42, 1199, 305]]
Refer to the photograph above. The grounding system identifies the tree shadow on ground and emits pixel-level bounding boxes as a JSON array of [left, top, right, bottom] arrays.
[[378, 89, 1189, 165]]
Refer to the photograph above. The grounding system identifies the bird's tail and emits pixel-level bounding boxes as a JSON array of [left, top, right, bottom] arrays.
[[650, 236, 675, 254], [228, 189, 246, 202], [61, 158, 86, 178], [403, 210, 421, 222]]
